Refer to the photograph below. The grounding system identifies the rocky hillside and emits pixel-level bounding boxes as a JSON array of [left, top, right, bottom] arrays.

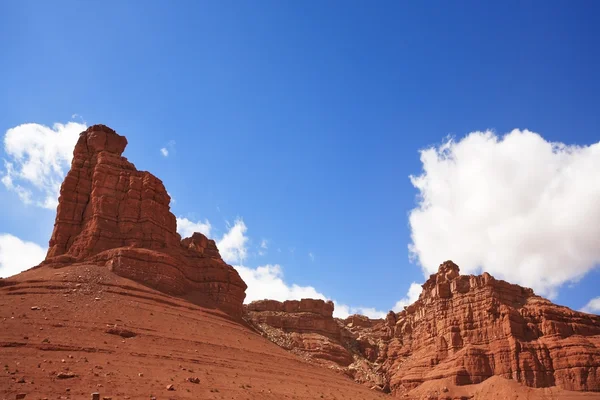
[[1, 124, 599, 399], [245, 261, 600, 396]]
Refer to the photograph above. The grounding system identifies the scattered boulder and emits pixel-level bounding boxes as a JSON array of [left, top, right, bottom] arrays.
[[56, 372, 77, 379], [105, 327, 137, 338]]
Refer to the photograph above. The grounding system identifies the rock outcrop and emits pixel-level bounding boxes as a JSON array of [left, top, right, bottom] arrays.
[[245, 299, 353, 365], [41, 124, 246, 316], [245, 261, 600, 395]]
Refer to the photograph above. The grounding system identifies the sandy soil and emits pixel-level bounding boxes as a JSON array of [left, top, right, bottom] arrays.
[[0, 263, 386, 400]]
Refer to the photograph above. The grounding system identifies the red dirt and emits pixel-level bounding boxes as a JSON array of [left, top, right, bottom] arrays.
[[3, 264, 599, 399], [0, 264, 388, 400]]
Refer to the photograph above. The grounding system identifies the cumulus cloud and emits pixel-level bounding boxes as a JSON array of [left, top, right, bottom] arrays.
[[0, 234, 47, 278], [393, 282, 422, 311], [176, 217, 212, 238], [308, 252, 315, 262], [1, 121, 87, 209], [160, 148, 169, 157], [217, 222, 387, 318], [580, 297, 600, 315], [237, 264, 327, 303], [408, 129, 600, 298], [217, 219, 248, 264], [235, 263, 386, 319]]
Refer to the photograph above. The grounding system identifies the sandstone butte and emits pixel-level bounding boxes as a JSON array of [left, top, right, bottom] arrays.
[[0, 124, 599, 400], [42, 124, 247, 317]]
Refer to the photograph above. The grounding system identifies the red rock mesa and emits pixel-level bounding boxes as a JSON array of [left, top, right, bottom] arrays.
[[246, 261, 600, 395]]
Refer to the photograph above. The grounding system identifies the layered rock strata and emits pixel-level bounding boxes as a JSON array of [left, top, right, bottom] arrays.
[[41, 124, 246, 316], [244, 299, 353, 365], [245, 261, 600, 394]]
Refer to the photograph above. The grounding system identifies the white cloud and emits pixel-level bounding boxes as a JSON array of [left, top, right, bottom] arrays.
[[581, 297, 600, 315], [258, 239, 268, 256], [234, 263, 386, 319], [0, 234, 47, 278], [393, 282, 422, 311], [176, 217, 212, 238], [1, 121, 87, 209], [167, 192, 176, 205], [160, 140, 176, 158], [308, 252, 315, 262], [408, 129, 600, 298], [212, 219, 389, 319], [236, 264, 326, 303], [333, 304, 387, 320], [217, 219, 248, 264]]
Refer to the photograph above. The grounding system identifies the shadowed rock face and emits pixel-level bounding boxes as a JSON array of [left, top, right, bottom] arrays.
[[245, 261, 600, 394], [42, 124, 247, 316]]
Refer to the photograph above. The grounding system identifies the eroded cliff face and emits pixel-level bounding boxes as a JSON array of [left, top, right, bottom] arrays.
[[41, 125, 247, 316], [245, 261, 600, 395], [245, 299, 354, 366]]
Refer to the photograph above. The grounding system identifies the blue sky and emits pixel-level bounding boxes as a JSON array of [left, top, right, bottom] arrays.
[[1, 1, 599, 317]]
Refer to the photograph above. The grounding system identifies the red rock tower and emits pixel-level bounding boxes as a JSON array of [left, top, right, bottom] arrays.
[[43, 125, 247, 316]]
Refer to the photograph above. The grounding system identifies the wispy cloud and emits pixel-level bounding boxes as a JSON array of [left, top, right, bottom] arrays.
[[581, 297, 600, 315], [258, 239, 268, 256], [160, 140, 176, 157]]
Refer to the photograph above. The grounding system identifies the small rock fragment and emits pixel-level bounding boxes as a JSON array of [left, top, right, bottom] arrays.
[[166, 384, 175, 391], [57, 372, 77, 379]]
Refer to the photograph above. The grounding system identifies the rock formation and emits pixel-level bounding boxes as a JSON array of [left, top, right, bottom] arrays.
[[245, 261, 600, 395], [14, 123, 600, 397], [245, 299, 354, 366], [41, 124, 246, 316]]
